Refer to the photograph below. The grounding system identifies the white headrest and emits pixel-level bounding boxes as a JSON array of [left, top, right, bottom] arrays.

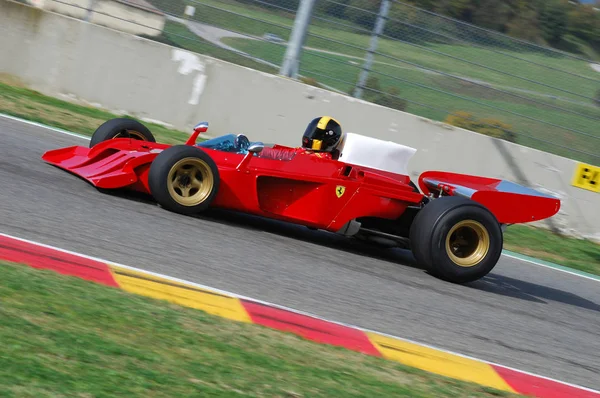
[[337, 132, 417, 176]]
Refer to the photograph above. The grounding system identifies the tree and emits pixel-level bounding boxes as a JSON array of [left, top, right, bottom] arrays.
[[433, 0, 477, 22], [384, 3, 430, 44], [313, 0, 599, 55], [506, 8, 544, 43], [408, 0, 437, 11], [537, 0, 569, 45], [472, 0, 512, 32], [567, 5, 600, 44], [344, 0, 380, 29]]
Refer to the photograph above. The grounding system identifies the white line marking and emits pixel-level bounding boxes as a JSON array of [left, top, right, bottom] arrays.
[[1, 230, 599, 394], [0, 113, 90, 140], [2, 112, 598, 285], [501, 252, 600, 282]]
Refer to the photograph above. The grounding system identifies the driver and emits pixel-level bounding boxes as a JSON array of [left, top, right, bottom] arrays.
[[258, 116, 344, 161], [300, 116, 343, 160]]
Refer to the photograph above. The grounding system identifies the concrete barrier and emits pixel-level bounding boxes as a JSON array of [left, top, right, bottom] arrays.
[[30, 0, 166, 37], [1, 0, 598, 242]]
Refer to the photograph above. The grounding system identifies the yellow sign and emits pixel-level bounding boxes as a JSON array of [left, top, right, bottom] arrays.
[[335, 185, 346, 198], [572, 162, 600, 193]]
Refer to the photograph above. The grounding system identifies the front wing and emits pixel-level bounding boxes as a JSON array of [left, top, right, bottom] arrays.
[[41, 139, 169, 191]]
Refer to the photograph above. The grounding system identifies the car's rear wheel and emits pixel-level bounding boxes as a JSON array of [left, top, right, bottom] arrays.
[[409, 196, 503, 283], [148, 145, 220, 215], [90, 118, 155, 148]]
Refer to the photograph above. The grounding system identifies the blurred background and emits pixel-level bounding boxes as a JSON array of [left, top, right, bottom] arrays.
[[18, 0, 600, 166]]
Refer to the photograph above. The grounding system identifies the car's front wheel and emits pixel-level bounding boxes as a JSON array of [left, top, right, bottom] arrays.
[[409, 196, 503, 283], [148, 145, 220, 215]]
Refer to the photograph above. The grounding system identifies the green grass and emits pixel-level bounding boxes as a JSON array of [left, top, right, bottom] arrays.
[[0, 77, 598, 276], [504, 225, 600, 276], [0, 78, 191, 144], [0, 261, 523, 397], [185, 0, 600, 99], [141, 0, 600, 164]]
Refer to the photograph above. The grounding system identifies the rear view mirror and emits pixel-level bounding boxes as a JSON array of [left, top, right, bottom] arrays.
[[248, 143, 264, 153], [237, 142, 264, 171], [185, 121, 209, 146]]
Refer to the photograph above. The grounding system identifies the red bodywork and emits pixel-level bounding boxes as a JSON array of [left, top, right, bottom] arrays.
[[41, 133, 560, 232], [418, 171, 560, 224]]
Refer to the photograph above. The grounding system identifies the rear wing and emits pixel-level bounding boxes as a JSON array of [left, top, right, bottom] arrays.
[[418, 171, 560, 225]]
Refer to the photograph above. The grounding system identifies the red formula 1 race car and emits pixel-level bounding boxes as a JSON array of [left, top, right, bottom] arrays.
[[42, 117, 560, 284]]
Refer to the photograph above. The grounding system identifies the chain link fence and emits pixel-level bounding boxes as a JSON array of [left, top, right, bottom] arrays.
[[293, 0, 600, 165], [26, 0, 600, 164]]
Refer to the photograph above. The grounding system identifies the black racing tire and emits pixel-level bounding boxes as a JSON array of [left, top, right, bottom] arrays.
[[409, 196, 503, 284], [148, 145, 220, 215], [90, 118, 156, 148]]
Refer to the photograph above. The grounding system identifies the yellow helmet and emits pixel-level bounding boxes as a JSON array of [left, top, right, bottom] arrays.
[[301, 116, 342, 152]]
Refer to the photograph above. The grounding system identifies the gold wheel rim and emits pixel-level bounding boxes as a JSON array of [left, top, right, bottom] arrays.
[[114, 130, 147, 140], [166, 157, 214, 206], [445, 220, 490, 267]]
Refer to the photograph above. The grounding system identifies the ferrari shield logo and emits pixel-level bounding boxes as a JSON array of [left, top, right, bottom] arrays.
[[335, 185, 346, 198]]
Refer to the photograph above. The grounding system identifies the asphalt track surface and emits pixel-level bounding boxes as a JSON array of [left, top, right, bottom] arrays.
[[1, 117, 599, 391]]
